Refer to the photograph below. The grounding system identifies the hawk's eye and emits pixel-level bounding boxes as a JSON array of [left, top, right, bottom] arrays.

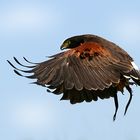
[[63, 40, 71, 47], [66, 40, 71, 45]]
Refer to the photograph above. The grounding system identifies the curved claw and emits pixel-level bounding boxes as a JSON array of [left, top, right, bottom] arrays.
[[124, 85, 133, 115]]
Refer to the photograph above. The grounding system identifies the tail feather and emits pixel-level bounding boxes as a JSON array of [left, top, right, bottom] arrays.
[[131, 77, 140, 86], [126, 68, 140, 86]]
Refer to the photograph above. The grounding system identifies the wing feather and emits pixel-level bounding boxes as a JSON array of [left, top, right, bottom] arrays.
[[69, 55, 95, 90], [49, 65, 64, 87], [63, 63, 74, 89], [8, 41, 139, 105], [67, 58, 83, 90]]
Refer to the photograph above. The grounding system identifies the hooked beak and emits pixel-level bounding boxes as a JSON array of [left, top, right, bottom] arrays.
[[60, 43, 68, 50], [60, 41, 70, 50], [60, 44, 65, 50]]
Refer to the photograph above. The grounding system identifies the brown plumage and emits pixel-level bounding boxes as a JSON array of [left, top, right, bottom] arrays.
[[8, 34, 140, 120]]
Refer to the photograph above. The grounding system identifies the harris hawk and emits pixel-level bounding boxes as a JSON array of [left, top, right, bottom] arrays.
[[8, 34, 140, 120]]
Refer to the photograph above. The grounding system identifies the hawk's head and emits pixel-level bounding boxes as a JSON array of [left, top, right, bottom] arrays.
[[60, 35, 91, 50]]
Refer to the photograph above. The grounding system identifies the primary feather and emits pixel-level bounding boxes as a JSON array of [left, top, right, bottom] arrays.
[[8, 34, 140, 120]]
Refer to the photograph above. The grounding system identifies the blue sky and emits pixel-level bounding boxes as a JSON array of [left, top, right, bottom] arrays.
[[1, 0, 140, 140]]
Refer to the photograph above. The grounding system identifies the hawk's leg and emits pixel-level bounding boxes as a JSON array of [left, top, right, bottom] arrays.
[[124, 85, 133, 115], [113, 93, 118, 121]]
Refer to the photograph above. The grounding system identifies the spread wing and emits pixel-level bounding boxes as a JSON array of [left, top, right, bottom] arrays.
[[8, 42, 140, 103], [8, 42, 140, 120]]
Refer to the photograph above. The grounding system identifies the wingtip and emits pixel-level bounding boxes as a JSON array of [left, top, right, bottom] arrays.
[[7, 59, 10, 64], [7, 59, 16, 69], [14, 69, 23, 76], [23, 57, 38, 64]]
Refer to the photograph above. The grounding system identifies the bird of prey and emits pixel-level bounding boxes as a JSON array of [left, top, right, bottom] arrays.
[[8, 34, 140, 120]]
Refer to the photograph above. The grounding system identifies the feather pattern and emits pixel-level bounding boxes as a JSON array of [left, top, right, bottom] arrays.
[[8, 34, 140, 120]]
